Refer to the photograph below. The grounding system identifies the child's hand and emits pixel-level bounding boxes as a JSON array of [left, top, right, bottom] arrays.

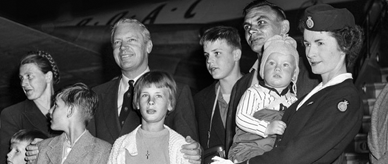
[[25, 138, 43, 164], [266, 120, 286, 135]]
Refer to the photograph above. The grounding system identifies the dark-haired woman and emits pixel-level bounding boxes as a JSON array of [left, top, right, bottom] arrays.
[[212, 3, 364, 164], [0, 51, 61, 163]]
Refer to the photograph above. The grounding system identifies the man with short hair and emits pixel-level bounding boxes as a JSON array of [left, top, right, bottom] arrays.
[[225, 0, 319, 155], [88, 18, 201, 163], [25, 19, 202, 164]]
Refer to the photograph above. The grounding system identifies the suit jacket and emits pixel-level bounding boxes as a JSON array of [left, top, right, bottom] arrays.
[[0, 100, 60, 163], [194, 82, 225, 149], [225, 70, 255, 155], [35, 130, 111, 164], [241, 79, 363, 164], [88, 76, 198, 144]]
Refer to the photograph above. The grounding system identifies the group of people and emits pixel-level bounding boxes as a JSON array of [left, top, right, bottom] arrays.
[[0, 0, 365, 164]]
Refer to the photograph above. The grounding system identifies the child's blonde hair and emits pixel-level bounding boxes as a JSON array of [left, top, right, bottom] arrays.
[[10, 129, 48, 144], [133, 71, 177, 112]]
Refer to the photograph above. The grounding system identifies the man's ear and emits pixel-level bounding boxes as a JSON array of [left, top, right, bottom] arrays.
[[146, 40, 153, 54], [233, 49, 242, 61], [280, 20, 290, 35]]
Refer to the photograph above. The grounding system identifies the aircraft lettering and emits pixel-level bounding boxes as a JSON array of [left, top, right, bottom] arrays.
[[73, 0, 210, 26], [106, 11, 129, 26], [76, 18, 93, 26], [142, 4, 166, 24], [184, 0, 201, 19]]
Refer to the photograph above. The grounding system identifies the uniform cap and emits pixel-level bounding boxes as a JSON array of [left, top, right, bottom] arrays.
[[302, 3, 355, 31]]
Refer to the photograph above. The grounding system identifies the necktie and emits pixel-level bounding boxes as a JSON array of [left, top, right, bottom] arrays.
[[119, 80, 134, 127]]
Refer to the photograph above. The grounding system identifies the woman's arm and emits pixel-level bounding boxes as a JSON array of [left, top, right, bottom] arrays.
[[241, 86, 363, 164]]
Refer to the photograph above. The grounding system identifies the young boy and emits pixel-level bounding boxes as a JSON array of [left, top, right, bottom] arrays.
[[194, 26, 243, 162], [7, 129, 47, 164], [108, 71, 189, 164], [228, 35, 300, 162], [34, 83, 112, 164]]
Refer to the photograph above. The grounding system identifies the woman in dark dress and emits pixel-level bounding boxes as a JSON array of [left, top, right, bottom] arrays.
[[0, 51, 60, 163]]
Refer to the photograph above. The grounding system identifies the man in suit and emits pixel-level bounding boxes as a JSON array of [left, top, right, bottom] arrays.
[[194, 26, 243, 161], [87, 18, 201, 163], [224, 0, 320, 154], [26, 18, 201, 164]]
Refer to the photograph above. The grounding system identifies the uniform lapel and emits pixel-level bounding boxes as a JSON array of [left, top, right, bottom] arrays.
[[282, 91, 324, 140]]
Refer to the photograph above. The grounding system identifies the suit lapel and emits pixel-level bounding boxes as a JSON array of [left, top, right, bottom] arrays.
[[102, 78, 121, 140], [46, 134, 66, 164]]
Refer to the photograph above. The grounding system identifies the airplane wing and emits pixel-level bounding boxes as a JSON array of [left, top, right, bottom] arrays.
[[0, 17, 105, 106]]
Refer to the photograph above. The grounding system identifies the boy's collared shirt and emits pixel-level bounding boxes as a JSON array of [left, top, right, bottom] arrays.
[[215, 82, 229, 128], [62, 130, 87, 164]]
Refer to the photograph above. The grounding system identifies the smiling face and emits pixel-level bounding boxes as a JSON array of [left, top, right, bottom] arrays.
[[203, 39, 240, 80], [7, 141, 29, 164], [138, 84, 171, 125], [19, 63, 50, 101], [112, 22, 152, 75], [49, 96, 69, 131], [263, 52, 296, 92], [303, 29, 346, 81], [243, 6, 287, 54]]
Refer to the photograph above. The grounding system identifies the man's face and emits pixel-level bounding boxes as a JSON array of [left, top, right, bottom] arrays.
[[244, 6, 287, 54], [112, 23, 151, 73], [203, 40, 240, 80]]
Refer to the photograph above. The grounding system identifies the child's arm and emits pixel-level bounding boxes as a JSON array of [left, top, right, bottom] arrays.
[[266, 120, 286, 135], [235, 88, 271, 137]]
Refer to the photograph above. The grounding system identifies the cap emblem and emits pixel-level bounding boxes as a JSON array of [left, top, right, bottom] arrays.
[[306, 16, 314, 29]]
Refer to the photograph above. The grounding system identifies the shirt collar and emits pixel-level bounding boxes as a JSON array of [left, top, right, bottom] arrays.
[[259, 80, 292, 96], [322, 73, 353, 88], [296, 73, 352, 111], [249, 60, 259, 73], [121, 67, 150, 87], [64, 130, 87, 147]]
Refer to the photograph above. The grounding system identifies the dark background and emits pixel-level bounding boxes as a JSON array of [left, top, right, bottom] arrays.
[[0, 0, 145, 25]]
